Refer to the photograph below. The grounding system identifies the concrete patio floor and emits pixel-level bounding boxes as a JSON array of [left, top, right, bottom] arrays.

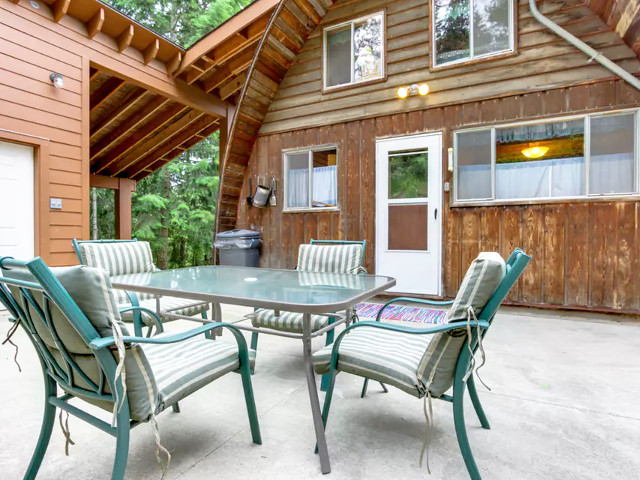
[[1, 305, 639, 480]]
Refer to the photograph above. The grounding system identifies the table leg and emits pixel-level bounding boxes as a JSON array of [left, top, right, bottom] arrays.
[[302, 313, 331, 474]]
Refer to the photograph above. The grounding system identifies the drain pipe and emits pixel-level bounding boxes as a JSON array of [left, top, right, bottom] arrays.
[[529, 0, 640, 91]]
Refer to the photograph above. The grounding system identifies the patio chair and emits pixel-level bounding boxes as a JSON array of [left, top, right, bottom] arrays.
[[0, 256, 261, 480], [312, 249, 531, 480], [249, 239, 366, 390], [72, 239, 209, 336]]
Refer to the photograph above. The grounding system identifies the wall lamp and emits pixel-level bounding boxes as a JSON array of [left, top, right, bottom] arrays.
[[397, 83, 429, 99], [49, 73, 64, 89]]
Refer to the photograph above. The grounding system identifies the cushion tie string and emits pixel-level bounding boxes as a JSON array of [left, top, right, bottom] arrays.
[[110, 320, 127, 428], [150, 415, 172, 479], [2, 319, 22, 372], [419, 391, 434, 474], [462, 306, 490, 390], [58, 410, 75, 456]]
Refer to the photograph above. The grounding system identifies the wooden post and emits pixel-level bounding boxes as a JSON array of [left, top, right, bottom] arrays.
[[115, 178, 136, 239]]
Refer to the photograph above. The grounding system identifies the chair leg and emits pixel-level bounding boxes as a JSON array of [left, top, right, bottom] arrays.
[[171, 403, 181, 413], [360, 379, 387, 398], [467, 375, 490, 430], [111, 406, 130, 480], [320, 318, 335, 392], [24, 376, 56, 480], [453, 373, 482, 480], [239, 360, 262, 445], [202, 310, 213, 340]]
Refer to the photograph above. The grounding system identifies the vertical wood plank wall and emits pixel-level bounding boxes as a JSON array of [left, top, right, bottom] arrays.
[[237, 79, 640, 312], [0, 5, 84, 265]]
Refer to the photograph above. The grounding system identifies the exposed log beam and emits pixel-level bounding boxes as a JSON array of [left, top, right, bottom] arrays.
[[90, 96, 172, 161], [175, 0, 278, 76], [90, 88, 148, 137], [166, 52, 182, 76], [90, 76, 126, 112], [143, 39, 160, 65], [52, 0, 70, 23], [219, 73, 246, 101], [90, 174, 120, 189], [126, 116, 217, 178], [108, 109, 206, 176], [86, 8, 104, 39], [116, 24, 134, 53], [203, 49, 254, 92]]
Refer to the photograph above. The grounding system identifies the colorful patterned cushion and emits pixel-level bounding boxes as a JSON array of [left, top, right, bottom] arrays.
[[141, 335, 256, 411], [313, 327, 432, 396], [251, 308, 330, 334], [297, 244, 363, 274]]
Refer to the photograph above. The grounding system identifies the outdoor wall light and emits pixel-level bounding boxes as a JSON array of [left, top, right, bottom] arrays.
[[397, 83, 429, 99], [521, 146, 549, 158], [49, 73, 64, 89]]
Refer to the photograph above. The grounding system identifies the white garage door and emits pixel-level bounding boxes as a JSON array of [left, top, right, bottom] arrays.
[[0, 141, 35, 261]]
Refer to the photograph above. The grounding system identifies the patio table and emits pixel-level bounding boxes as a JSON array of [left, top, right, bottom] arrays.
[[111, 265, 396, 474]]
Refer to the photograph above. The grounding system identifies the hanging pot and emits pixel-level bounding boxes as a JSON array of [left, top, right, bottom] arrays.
[[252, 176, 271, 208]]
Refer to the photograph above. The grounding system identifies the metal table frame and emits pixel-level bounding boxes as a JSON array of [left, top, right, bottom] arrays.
[[112, 266, 395, 474]]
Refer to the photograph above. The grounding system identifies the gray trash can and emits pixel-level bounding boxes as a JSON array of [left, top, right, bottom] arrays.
[[215, 229, 262, 267]]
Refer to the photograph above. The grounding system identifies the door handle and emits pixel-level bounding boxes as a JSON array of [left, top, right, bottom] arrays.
[[434, 208, 438, 220]]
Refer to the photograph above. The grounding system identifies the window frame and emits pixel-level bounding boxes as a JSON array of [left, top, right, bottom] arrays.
[[322, 10, 386, 92], [430, 0, 516, 70], [283, 143, 341, 213], [452, 108, 640, 207]]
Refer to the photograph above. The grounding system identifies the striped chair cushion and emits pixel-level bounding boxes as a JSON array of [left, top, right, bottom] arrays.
[[313, 327, 433, 396], [297, 244, 363, 274], [141, 335, 256, 411], [120, 296, 208, 323], [251, 308, 329, 334]]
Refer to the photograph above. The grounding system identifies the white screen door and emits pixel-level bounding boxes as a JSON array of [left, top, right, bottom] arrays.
[[0, 141, 35, 260], [375, 133, 442, 295]]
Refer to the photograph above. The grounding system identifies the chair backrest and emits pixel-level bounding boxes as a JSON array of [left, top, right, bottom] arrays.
[[0, 257, 158, 421], [297, 239, 366, 274], [73, 238, 157, 304], [416, 249, 531, 397]]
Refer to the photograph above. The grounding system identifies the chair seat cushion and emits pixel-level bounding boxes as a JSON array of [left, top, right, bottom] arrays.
[[313, 327, 433, 396], [120, 296, 209, 322], [251, 308, 330, 334], [141, 334, 256, 411]]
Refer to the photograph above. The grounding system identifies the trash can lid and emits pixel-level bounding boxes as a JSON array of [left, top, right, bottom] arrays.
[[216, 229, 261, 239]]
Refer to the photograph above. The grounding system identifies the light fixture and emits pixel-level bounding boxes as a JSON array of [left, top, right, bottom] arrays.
[[521, 146, 549, 158], [447, 147, 453, 172], [29, 1, 40, 9], [397, 83, 430, 99], [49, 73, 64, 89]]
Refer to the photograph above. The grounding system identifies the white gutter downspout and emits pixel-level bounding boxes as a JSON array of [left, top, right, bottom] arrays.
[[529, 0, 640, 91]]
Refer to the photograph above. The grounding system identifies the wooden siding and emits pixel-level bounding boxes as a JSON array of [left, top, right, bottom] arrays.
[[260, 0, 640, 134], [237, 79, 640, 312]]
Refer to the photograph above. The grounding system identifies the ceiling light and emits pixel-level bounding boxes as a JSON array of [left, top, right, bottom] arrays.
[[29, 1, 40, 8], [521, 146, 549, 158], [418, 83, 429, 96], [397, 86, 408, 99], [397, 83, 430, 99], [49, 73, 64, 89]]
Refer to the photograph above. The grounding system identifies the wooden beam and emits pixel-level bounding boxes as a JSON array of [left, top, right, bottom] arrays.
[[166, 51, 182, 76], [219, 73, 246, 101], [10, 0, 20, 4], [91, 96, 174, 162], [125, 115, 217, 177], [52, 0, 70, 23], [116, 24, 134, 53], [90, 76, 126, 112], [203, 49, 255, 92], [90, 88, 148, 137], [90, 174, 120, 190], [86, 8, 105, 39], [143, 39, 160, 65], [109, 109, 207, 175], [115, 178, 136, 239]]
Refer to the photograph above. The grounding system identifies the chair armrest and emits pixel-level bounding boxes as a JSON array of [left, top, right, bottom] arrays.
[[375, 297, 453, 322], [118, 306, 164, 335]]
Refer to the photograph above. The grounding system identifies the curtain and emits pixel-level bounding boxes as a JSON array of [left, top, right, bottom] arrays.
[[287, 168, 309, 208], [590, 153, 634, 194], [496, 157, 584, 199], [313, 166, 337, 207]]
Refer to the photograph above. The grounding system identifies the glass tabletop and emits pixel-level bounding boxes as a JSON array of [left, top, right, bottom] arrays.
[[111, 265, 396, 314]]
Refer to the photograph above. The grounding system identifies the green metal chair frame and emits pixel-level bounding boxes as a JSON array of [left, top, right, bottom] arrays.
[[318, 248, 531, 480], [249, 239, 367, 391], [0, 256, 261, 480], [72, 238, 209, 337]]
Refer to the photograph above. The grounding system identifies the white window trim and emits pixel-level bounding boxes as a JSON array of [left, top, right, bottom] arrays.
[[283, 144, 340, 213], [323, 11, 385, 91], [452, 108, 640, 206], [431, 0, 515, 69]]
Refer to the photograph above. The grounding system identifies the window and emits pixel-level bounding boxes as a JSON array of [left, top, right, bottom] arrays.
[[454, 110, 639, 204], [284, 146, 339, 211], [323, 12, 385, 90], [432, 0, 514, 68]]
